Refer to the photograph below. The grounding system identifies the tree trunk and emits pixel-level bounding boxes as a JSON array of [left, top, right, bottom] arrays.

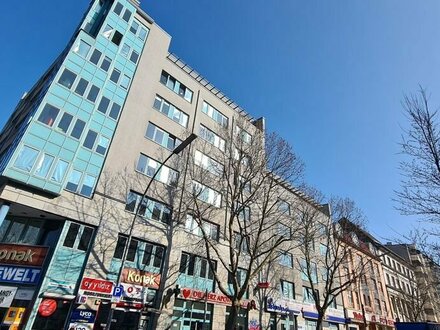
[[316, 315, 324, 330], [225, 302, 240, 329]]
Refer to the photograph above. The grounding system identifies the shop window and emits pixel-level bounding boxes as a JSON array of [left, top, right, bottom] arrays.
[[172, 299, 213, 329], [38, 104, 60, 127]]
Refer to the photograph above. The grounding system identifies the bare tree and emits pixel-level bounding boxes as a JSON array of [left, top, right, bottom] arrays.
[[294, 196, 369, 330], [178, 116, 305, 329]]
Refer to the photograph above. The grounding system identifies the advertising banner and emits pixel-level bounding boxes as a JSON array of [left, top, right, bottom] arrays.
[[0, 244, 48, 267], [0, 266, 41, 284], [121, 268, 161, 289], [178, 288, 248, 308], [79, 277, 113, 299], [0, 286, 17, 308]]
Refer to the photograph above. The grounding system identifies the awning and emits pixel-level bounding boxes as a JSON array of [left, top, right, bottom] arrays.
[[327, 315, 347, 324], [303, 311, 319, 319]]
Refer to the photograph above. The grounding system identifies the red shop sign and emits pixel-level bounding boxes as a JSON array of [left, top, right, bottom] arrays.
[[38, 299, 57, 317], [179, 288, 248, 308], [80, 277, 113, 294]]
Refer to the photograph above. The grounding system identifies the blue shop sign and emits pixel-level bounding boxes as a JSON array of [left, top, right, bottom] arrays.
[[0, 265, 41, 284], [71, 309, 96, 323]]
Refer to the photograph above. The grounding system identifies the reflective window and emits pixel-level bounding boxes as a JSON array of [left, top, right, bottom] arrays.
[[120, 75, 131, 89], [97, 96, 111, 114], [109, 103, 121, 120], [100, 56, 111, 72], [89, 49, 102, 65], [73, 39, 91, 58], [86, 85, 100, 103], [74, 78, 89, 96], [51, 159, 69, 183], [34, 154, 54, 178], [70, 119, 86, 139], [57, 112, 73, 133], [38, 104, 60, 127], [14, 146, 39, 172], [58, 69, 77, 89], [83, 130, 98, 150]]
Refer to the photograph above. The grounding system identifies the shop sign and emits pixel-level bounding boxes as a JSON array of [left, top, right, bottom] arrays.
[[68, 323, 93, 330], [79, 277, 113, 300], [325, 308, 346, 324], [265, 297, 301, 315], [38, 299, 57, 317], [0, 244, 48, 267], [346, 309, 374, 323], [178, 288, 248, 307], [70, 309, 96, 323], [0, 286, 17, 308], [47, 280, 76, 295], [0, 265, 41, 284], [121, 268, 160, 289], [3, 307, 25, 326], [15, 288, 34, 301], [120, 283, 143, 303]]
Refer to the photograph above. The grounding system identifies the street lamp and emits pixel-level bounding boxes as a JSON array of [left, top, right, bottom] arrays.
[[105, 133, 197, 330]]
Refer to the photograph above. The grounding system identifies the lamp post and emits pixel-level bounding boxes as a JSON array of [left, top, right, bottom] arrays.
[[105, 133, 197, 330]]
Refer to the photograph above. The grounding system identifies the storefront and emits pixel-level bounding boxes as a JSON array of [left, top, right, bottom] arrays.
[[265, 296, 301, 330]]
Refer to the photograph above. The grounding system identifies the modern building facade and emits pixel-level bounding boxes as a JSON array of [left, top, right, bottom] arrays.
[[0, 1, 349, 330]]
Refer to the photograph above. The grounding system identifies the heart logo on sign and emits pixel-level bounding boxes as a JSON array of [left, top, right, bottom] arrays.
[[182, 289, 191, 299]]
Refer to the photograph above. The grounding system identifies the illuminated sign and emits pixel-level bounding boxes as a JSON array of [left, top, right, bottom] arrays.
[[121, 268, 160, 289], [0, 244, 48, 267]]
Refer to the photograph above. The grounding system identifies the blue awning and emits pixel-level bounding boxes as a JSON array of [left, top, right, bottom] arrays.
[[303, 311, 319, 319], [327, 316, 347, 324]]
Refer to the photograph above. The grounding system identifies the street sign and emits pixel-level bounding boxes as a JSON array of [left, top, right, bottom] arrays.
[[113, 285, 123, 298]]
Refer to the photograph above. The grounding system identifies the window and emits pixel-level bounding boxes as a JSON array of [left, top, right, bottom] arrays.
[[63, 223, 80, 248], [125, 191, 172, 224], [153, 95, 189, 127], [83, 130, 98, 150], [63, 222, 94, 252], [300, 259, 318, 283], [277, 199, 291, 215], [201, 101, 228, 127], [192, 180, 222, 207], [96, 136, 109, 155], [185, 215, 219, 241], [100, 56, 111, 72], [127, 239, 138, 261], [160, 71, 193, 102], [145, 123, 181, 150], [122, 9, 132, 22], [80, 174, 96, 197], [66, 170, 82, 192], [142, 243, 164, 268], [78, 227, 93, 251], [281, 280, 295, 300], [179, 253, 215, 280], [57, 112, 73, 133], [113, 236, 127, 259], [97, 97, 111, 114], [236, 202, 250, 221], [130, 50, 139, 64], [120, 75, 131, 89], [236, 126, 252, 144], [306, 320, 317, 330], [130, 21, 139, 34], [34, 154, 54, 178], [199, 125, 226, 151], [14, 146, 39, 172], [138, 27, 148, 41], [194, 150, 223, 175], [102, 24, 114, 39], [234, 232, 249, 253], [121, 43, 130, 57], [110, 69, 121, 84], [58, 69, 77, 89], [70, 119, 86, 139], [303, 286, 317, 304], [319, 244, 328, 256], [75, 78, 89, 96], [86, 85, 100, 102], [89, 49, 102, 65], [109, 103, 121, 120], [51, 159, 69, 183], [279, 251, 293, 268], [112, 31, 123, 45], [136, 154, 179, 186], [73, 39, 91, 58], [113, 2, 123, 15], [38, 104, 60, 127]]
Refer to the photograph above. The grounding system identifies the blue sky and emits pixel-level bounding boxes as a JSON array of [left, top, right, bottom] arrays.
[[2, 0, 440, 240]]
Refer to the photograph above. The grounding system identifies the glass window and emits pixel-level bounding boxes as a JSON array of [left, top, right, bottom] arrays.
[[57, 112, 73, 133], [127, 239, 138, 261], [113, 2, 123, 15], [63, 223, 80, 248], [89, 49, 102, 65], [102, 24, 114, 39], [38, 104, 60, 127], [145, 123, 180, 150], [130, 51, 139, 64], [192, 181, 222, 207], [83, 130, 98, 149], [153, 95, 189, 127], [100, 56, 111, 72], [199, 125, 225, 151], [78, 227, 93, 251], [58, 69, 77, 89], [130, 21, 139, 34], [14, 146, 39, 172], [201, 102, 228, 127], [110, 69, 121, 83], [279, 251, 293, 268], [120, 75, 130, 89], [122, 9, 131, 22], [80, 174, 96, 197], [281, 280, 295, 299], [160, 71, 192, 102], [51, 159, 69, 183], [87, 85, 100, 102], [109, 103, 121, 120], [34, 154, 55, 178], [97, 96, 110, 114], [96, 136, 109, 155], [71, 119, 86, 139], [73, 39, 91, 58], [138, 27, 148, 41], [113, 236, 127, 259], [111, 31, 123, 45], [74, 78, 89, 96], [66, 170, 82, 192], [121, 43, 130, 57]]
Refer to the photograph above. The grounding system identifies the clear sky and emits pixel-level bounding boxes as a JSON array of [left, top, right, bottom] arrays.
[[1, 0, 439, 241]]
